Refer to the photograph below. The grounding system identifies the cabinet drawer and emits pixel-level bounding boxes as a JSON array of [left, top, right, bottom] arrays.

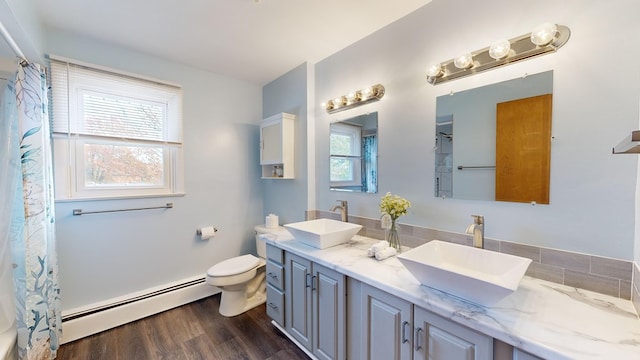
[[266, 261, 284, 289], [266, 244, 284, 264], [266, 284, 285, 326]]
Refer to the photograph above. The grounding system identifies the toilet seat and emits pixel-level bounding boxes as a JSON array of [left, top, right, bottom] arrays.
[[207, 254, 261, 277], [206, 254, 264, 287]]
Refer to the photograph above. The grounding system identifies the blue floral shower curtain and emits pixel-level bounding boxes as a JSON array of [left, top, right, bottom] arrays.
[[1, 63, 61, 359]]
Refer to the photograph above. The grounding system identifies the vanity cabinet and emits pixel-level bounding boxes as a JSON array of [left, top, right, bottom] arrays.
[[272, 246, 547, 360], [260, 112, 295, 179], [350, 281, 493, 360], [285, 252, 346, 360], [494, 340, 545, 360], [357, 282, 413, 360], [265, 244, 285, 326], [414, 306, 492, 360]]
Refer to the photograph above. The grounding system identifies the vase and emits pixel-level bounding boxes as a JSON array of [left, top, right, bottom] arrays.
[[386, 219, 401, 252]]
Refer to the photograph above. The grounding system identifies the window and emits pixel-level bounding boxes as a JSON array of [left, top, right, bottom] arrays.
[[49, 57, 184, 200], [330, 123, 362, 187]]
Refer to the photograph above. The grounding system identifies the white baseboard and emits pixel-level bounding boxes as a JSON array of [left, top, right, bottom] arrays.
[[61, 278, 218, 344]]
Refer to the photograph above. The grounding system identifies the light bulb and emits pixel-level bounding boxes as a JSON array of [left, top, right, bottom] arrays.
[[427, 64, 444, 78], [489, 39, 511, 60], [530, 23, 558, 46], [453, 53, 474, 69]]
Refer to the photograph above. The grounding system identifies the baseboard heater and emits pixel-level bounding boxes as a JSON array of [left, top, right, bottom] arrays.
[[61, 276, 217, 343], [62, 277, 206, 322]]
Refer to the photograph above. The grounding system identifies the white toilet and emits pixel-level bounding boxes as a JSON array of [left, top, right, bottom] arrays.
[[205, 225, 274, 317]]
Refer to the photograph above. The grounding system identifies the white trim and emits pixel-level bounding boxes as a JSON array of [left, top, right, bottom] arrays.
[[61, 277, 218, 344], [306, 62, 316, 211]]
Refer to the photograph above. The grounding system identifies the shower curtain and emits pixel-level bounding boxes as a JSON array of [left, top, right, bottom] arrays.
[[0, 63, 61, 359], [363, 134, 377, 193]]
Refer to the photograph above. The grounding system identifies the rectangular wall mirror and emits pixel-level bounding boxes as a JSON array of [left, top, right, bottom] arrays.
[[434, 71, 553, 203], [330, 112, 378, 193]]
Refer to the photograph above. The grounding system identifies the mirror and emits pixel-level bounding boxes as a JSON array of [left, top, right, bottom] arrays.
[[435, 71, 553, 203], [330, 112, 378, 193]]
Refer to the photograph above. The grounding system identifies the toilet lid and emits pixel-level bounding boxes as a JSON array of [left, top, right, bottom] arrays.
[[207, 254, 260, 277]]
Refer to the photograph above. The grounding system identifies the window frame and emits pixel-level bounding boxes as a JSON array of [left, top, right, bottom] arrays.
[[329, 123, 362, 188], [49, 56, 184, 201]]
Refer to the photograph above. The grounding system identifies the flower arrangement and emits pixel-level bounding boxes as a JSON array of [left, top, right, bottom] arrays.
[[379, 192, 411, 221], [379, 192, 411, 252]]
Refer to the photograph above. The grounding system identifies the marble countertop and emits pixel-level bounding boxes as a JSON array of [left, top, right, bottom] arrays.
[[262, 231, 640, 360]]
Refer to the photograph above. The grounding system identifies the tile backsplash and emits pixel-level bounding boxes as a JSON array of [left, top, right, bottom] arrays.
[[307, 210, 636, 302]]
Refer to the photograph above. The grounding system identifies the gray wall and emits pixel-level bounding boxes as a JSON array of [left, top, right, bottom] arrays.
[[47, 30, 264, 311], [315, 0, 640, 260], [262, 63, 309, 225]]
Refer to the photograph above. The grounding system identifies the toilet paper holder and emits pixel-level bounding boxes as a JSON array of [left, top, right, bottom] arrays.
[[196, 227, 218, 236]]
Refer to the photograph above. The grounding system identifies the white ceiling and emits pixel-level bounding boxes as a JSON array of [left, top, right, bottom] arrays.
[[31, 0, 432, 85]]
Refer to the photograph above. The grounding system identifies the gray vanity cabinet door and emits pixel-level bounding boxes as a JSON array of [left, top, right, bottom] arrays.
[[413, 306, 492, 360], [285, 252, 313, 350], [312, 263, 346, 360], [360, 283, 413, 360]]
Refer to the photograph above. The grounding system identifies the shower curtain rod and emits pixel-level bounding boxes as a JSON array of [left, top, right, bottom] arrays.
[[0, 19, 28, 63]]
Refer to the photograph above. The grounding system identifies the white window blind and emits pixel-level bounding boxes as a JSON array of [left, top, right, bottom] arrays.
[[49, 57, 184, 200]]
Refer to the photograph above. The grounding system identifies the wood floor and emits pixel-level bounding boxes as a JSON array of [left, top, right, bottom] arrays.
[[56, 294, 310, 360]]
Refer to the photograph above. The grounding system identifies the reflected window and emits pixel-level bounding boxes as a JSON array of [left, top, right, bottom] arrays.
[[330, 123, 362, 185], [329, 112, 377, 193]]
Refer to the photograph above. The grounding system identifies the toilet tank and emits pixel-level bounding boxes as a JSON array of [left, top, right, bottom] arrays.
[[254, 225, 280, 258]]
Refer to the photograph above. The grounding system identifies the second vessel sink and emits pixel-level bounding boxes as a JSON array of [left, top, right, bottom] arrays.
[[284, 218, 363, 249], [397, 240, 532, 306]]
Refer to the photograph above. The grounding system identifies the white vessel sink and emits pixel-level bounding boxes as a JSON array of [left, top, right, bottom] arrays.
[[284, 219, 363, 249], [397, 240, 532, 306]]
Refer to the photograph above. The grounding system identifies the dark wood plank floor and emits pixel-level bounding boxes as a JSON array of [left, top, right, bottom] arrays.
[[57, 294, 310, 360]]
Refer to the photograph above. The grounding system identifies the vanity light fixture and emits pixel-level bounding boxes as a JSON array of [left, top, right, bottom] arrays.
[[426, 23, 570, 85], [324, 84, 385, 114]]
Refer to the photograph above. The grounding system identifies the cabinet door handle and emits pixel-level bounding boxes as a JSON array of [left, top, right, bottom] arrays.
[[401, 321, 410, 344], [267, 272, 278, 280], [267, 302, 278, 310], [311, 275, 317, 291], [415, 327, 424, 351], [305, 273, 311, 288]]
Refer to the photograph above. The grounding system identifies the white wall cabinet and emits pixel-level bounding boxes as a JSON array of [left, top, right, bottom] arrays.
[[284, 252, 346, 360], [260, 112, 295, 179]]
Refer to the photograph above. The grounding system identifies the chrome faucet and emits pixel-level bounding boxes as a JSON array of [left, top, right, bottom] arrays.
[[331, 200, 348, 222], [465, 215, 485, 249]]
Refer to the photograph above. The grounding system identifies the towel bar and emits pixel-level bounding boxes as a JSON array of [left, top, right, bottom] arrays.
[[72, 203, 173, 216]]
